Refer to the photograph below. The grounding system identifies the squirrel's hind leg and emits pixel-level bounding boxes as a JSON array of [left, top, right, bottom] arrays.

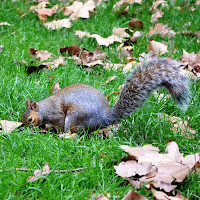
[[64, 110, 89, 133]]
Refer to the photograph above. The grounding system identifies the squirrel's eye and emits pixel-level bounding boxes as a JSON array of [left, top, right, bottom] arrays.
[[28, 117, 33, 123]]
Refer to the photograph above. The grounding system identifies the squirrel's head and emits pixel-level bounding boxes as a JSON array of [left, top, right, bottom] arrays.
[[21, 100, 40, 126]]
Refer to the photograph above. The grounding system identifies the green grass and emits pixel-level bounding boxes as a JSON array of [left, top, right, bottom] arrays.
[[0, 0, 200, 199]]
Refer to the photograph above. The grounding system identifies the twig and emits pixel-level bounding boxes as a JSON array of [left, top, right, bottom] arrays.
[[0, 167, 86, 173]]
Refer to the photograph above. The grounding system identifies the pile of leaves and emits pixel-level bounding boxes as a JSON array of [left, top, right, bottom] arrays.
[[114, 140, 200, 199]]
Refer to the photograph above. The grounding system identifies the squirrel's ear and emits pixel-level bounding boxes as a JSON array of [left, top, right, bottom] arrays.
[[26, 100, 39, 112]]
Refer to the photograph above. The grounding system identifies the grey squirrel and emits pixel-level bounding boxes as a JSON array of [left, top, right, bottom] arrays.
[[22, 58, 190, 133]]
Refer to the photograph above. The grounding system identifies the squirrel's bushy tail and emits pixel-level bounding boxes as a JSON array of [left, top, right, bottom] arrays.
[[106, 58, 190, 125]]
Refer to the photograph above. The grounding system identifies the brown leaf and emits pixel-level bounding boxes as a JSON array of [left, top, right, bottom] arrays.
[[27, 163, 50, 182], [148, 40, 168, 55], [49, 81, 61, 95], [121, 144, 159, 158], [64, 0, 96, 20], [34, 4, 59, 21], [0, 120, 22, 134], [149, 23, 176, 37], [29, 48, 52, 61], [30, 1, 49, 11], [83, 60, 104, 67], [149, 0, 167, 12], [112, 27, 132, 38], [25, 64, 46, 74], [60, 44, 81, 55], [44, 19, 72, 30], [151, 10, 164, 23], [75, 30, 124, 46], [129, 18, 144, 29], [42, 56, 65, 70], [114, 160, 152, 178], [157, 113, 196, 138], [105, 76, 117, 84], [113, 0, 142, 12], [122, 190, 148, 200], [153, 190, 188, 200]]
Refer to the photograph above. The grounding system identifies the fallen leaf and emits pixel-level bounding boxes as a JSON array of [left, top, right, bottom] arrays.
[[83, 60, 104, 67], [139, 51, 157, 64], [149, 0, 167, 12], [30, 1, 49, 10], [95, 193, 110, 200], [151, 10, 164, 23], [114, 160, 152, 178], [157, 113, 196, 138], [29, 48, 52, 61], [105, 76, 117, 83], [113, 0, 142, 12], [129, 18, 144, 29], [75, 30, 124, 46], [112, 27, 132, 38], [25, 64, 46, 74], [49, 81, 61, 95], [64, 0, 96, 20], [153, 190, 188, 200], [42, 56, 65, 70], [27, 163, 50, 182], [116, 141, 200, 193], [122, 190, 148, 200], [148, 40, 168, 55], [75, 30, 91, 38], [91, 34, 123, 47], [0, 22, 11, 26], [0, 120, 22, 134], [149, 23, 176, 37], [34, 4, 59, 21], [44, 19, 72, 30]]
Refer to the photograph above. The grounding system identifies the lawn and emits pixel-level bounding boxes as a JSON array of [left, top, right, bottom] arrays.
[[0, 0, 199, 199]]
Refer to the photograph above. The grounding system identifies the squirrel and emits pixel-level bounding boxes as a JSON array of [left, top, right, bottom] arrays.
[[21, 58, 190, 133]]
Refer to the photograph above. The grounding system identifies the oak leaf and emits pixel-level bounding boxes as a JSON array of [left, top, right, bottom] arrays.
[[148, 40, 168, 55], [44, 19, 72, 30]]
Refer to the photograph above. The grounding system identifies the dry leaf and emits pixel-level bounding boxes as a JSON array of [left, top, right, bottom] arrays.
[[0, 22, 11, 26], [64, 0, 96, 20], [34, 4, 59, 21], [42, 56, 65, 70], [44, 19, 72, 30], [0, 120, 22, 134], [157, 113, 196, 138], [30, 1, 49, 10], [49, 81, 61, 95], [116, 141, 200, 193], [84, 60, 104, 67], [29, 48, 52, 61], [95, 193, 110, 200], [149, 0, 167, 12], [129, 18, 144, 29], [112, 27, 132, 38], [122, 190, 148, 200], [114, 160, 152, 178], [149, 23, 176, 37], [153, 190, 188, 200], [75, 30, 124, 46], [139, 51, 157, 64], [148, 40, 168, 55], [91, 34, 123, 46], [151, 10, 164, 23], [27, 163, 50, 182], [113, 0, 142, 12], [105, 76, 117, 83], [75, 30, 91, 38]]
